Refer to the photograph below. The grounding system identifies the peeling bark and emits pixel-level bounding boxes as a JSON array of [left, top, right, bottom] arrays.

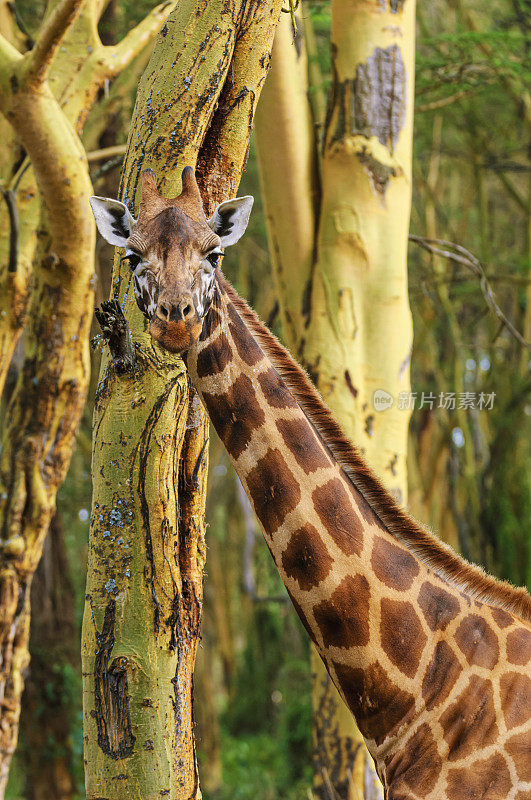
[[326, 45, 406, 154], [93, 599, 136, 760]]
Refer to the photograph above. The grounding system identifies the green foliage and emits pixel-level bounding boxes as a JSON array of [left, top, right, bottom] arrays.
[[5, 1, 529, 797], [409, 0, 530, 586], [217, 729, 311, 800], [203, 605, 312, 800]]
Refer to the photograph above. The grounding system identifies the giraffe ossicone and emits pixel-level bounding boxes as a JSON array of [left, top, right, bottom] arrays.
[[91, 168, 531, 800]]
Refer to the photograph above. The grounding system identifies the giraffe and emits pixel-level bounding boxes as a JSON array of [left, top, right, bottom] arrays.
[[90, 168, 531, 800]]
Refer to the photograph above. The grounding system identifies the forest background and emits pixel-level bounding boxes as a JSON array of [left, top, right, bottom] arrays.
[[0, 0, 529, 797]]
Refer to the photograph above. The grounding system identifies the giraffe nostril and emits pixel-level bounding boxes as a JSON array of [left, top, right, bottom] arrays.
[[181, 303, 193, 319], [159, 303, 170, 320]]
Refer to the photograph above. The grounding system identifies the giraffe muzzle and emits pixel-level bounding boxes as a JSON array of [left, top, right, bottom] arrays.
[[156, 296, 195, 324], [150, 299, 203, 353]]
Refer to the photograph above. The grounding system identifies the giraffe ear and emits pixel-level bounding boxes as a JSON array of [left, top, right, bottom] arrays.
[[89, 196, 136, 248], [208, 196, 253, 246]]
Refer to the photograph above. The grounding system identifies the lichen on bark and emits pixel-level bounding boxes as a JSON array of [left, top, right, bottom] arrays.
[[82, 2, 283, 798]]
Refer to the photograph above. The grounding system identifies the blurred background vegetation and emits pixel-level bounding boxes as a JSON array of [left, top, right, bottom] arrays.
[[4, 0, 530, 797]]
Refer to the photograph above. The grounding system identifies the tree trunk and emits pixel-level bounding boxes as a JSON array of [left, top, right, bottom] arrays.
[[255, 1, 416, 796], [0, 8, 95, 788], [82, 2, 282, 798], [0, 2, 185, 791], [0, 0, 175, 394]]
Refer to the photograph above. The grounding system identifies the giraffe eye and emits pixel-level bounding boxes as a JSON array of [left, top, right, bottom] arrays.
[[206, 249, 222, 268], [121, 250, 143, 270]]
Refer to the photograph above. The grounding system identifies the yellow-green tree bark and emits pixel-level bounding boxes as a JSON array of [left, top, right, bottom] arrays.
[[0, 2, 95, 790], [0, 0, 176, 396], [82, 2, 283, 798], [0, 2, 178, 791], [256, 1, 416, 797]]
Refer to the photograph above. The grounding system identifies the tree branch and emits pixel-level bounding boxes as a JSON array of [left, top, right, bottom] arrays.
[[101, 0, 177, 77], [416, 89, 474, 113], [409, 235, 530, 348], [0, 32, 22, 77], [87, 144, 127, 161], [23, 0, 85, 83], [2, 190, 19, 273]]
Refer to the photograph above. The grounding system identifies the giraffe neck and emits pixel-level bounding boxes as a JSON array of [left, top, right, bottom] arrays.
[[185, 276, 531, 797]]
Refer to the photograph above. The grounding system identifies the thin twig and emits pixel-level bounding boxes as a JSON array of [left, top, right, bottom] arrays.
[[91, 154, 124, 183], [416, 89, 474, 113], [409, 234, 530, 348], [410, 273, 531, 289], [2, 190, 19, 272], [12, 159, 31, 193], [87, 144, 127, 162], [0, 159, 33, 274]]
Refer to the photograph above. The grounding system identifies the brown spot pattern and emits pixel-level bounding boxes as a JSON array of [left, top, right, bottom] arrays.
[[281, 524, 334, 591], [422, 640, 462, 711], [386, 723, 441, 798], [245, 448, 301, 536], [418, 581, 461, 631], [499, 672, 531, 730], [312, 478, 364, 557], [332, 660, 415, 745], [371, 536, 420, 591], [257, 367, 298, 409], [196, 331, 232, 377], [490, 607, 514, 628], [227, 302, 263, 366], [446, 753, 511, 800], [454, 614, 499, 669], [380, 598, 427, 678], [440, 675, 498, 760], [314, 575, 370, 648], [506, 626, 531, 666], [276, 418, 331, 474], [202, 374, 265, 459], [506, 730, 531, 781]]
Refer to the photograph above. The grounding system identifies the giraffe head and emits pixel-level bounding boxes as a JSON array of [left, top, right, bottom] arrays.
[[90, 167, 253, 353]]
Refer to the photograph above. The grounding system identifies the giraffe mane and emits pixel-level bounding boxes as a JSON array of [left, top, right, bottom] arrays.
[[218, 273, 531, 624]]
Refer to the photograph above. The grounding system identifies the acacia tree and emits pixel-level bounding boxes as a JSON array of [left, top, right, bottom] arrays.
[[0, 0, 174, 392], [255, 1, 416, 796], [81, 2, 283, 798], [0, 0, 178, 793]]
